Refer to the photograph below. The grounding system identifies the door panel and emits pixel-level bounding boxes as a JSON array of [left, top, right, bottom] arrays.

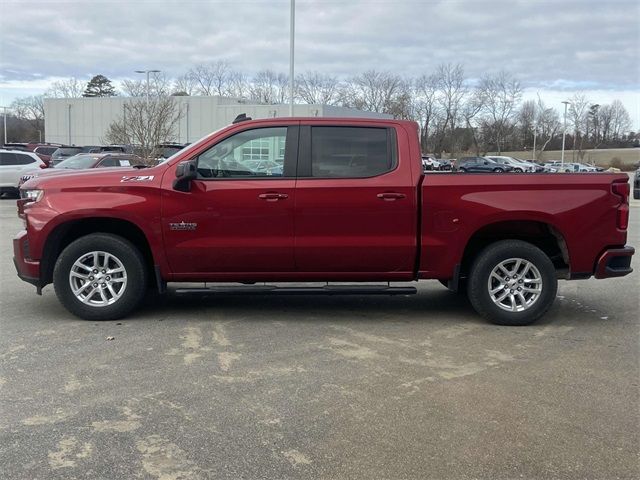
[[161, 125, 298, 275], [294, 125, 417, 275]]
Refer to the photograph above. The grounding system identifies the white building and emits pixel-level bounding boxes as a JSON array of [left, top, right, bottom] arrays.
[[44, 96, 391, 146]]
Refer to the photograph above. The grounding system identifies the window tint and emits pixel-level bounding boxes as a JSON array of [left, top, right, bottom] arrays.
[[7, 153, 37, 165], [0, 152, 17, 166], [196, 127, 287, 179], [97, 157, 119, 167], [310, 127, 395, 178]]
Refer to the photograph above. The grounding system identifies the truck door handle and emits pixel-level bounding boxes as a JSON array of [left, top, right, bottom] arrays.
[[377, 192, 406, 200], [258, 193, 289, 201]]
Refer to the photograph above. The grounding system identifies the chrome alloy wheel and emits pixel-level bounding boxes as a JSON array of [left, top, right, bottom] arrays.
[[488, 258, 543, 312], [69, 251, 128, 306]]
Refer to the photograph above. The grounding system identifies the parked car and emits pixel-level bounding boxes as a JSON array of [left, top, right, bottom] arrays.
[[486, 156, 535, 172], [19, 153, 143, 187], [32, 145, 63, 167], [437, 158, 454, 171], [421, 155, 441, 171], [80, 145, 132, 154], [2, 143, 29, 151], [458, 157, 514, 173], [50, 146, 84, 166], [152, 143, 190, 159], [0, 149, 45, 197], [634, 167, 639, 200], [15, 117, 634, 327]]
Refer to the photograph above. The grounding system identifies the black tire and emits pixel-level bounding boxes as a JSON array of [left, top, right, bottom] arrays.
[[459, 167, 467, 172], [53, 233, 148, 320], [514, 168, 523, 173], [467, 240, 557, 326]]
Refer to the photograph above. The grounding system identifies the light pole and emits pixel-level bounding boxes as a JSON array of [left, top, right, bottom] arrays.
[[135, 69, 161, 106], [560, 100, 571, 167], [1, 106, 8, 145], [289, 0, 295, 116], [561, 100, 570, 167]]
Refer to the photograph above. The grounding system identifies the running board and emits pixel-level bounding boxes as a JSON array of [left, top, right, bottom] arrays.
[[174, 285, 417, 296]]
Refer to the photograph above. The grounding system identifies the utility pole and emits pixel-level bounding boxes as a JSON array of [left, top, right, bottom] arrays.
[[1, 106, 7, 145], [289, 0, 295, 116], [561, 100, 570, 167]]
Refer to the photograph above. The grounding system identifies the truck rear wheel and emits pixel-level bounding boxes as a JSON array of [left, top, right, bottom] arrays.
[[53, 233, 147, 320], [467, 240, 557, 326]]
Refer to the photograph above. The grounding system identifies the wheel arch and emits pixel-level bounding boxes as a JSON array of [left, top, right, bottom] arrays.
[[460, 220, 570, 279], [40, 217, 157, 289]]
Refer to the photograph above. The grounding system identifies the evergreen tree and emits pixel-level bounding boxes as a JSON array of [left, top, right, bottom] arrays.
[[83, 75, 117, 97]]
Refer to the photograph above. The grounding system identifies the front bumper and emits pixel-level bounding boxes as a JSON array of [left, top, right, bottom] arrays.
[[594, 246, 635, 279], [13, 230, 42, 291]]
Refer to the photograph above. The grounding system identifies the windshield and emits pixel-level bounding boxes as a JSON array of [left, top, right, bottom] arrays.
[[53, 147, 82, 158], [55, 154, 100, 169]]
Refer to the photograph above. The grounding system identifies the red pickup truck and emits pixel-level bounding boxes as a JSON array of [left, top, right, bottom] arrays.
[[14, 117, 634, 325]]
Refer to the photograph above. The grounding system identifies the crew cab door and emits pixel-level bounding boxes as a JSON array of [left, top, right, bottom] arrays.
[[294, 124, 417, 276], [162, 125, 298, 275]]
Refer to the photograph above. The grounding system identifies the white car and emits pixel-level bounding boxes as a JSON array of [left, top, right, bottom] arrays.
[[0, 149, 46, 197], [421, 155, 441, 171], [486, 156, 536, 173]]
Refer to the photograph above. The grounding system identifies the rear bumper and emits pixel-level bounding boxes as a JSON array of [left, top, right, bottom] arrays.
[[13, 230, 42, 289], [594, 246, 635, 279]]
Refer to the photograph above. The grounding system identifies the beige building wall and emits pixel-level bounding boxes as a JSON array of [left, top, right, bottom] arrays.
[[44, 96, 391, 146]]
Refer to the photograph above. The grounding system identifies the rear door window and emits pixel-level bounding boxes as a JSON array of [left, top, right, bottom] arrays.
[[307, 127, 396, 178], [13, 153, 37, 165]]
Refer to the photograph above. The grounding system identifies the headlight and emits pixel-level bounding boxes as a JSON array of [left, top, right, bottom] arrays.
[[21, 189, 44, 203]]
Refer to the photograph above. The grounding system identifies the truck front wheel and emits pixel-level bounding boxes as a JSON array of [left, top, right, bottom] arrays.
[[467, 240, 557, 326], [53, 233, 148, 320]]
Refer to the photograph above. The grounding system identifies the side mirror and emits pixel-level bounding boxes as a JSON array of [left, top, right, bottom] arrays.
[[173, 159, 197, 192]]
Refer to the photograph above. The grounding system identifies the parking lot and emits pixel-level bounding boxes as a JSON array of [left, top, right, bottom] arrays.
[[0, 191, 638, 479]]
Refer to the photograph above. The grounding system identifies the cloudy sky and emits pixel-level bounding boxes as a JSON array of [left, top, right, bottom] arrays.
[[1, 0, 639, 126]]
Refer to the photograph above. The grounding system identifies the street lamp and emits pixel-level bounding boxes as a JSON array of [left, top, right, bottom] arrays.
[[561, 100, 571, 167], [1, 106, 8, 145], [289, 0, 295, 116], [135, 69, 161, 105]]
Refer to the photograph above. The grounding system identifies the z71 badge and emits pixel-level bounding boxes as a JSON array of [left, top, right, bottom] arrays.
[[121, 175, 155, 182]]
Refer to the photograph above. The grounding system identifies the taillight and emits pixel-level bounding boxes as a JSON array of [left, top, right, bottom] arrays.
[[612, 180, 630, 230]]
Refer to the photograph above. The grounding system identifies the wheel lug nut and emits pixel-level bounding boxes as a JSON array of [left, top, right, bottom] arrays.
[[93, 269, 98, 273], [89, 276, 94, 280], [106, 276, 110, 281], [517, 287, 522, 291], [93, 283, 98, 287], [510, 289, 514, 293], [519, 279, 523, 283], [505, 277, 510, 281], [101, 270, 106, 274], [101, 283, 106, 287]]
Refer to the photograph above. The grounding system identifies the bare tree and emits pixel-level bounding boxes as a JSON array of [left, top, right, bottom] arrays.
[[533, 97, 560, 159], [296, 71, 339, 105], [478, 71, 522, 153], [187, 61, 233, 96], [226, 71, 250, 99], [430, 64, 467, 155], [250, 70, 289, 104], [172, 73, 198, 96], [414, 73, 438, 151], [9, 95, 45, 140], [568, 93, 589, 160], [121, 72, 172, 97], [609, 99, 632, 140], [342, 70, 404, 114], [104, 97, 183, 160], [45, 77, 84, 98]]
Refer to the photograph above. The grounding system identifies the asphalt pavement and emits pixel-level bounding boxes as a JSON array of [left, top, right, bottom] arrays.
[[0, 189, 638, 479]]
